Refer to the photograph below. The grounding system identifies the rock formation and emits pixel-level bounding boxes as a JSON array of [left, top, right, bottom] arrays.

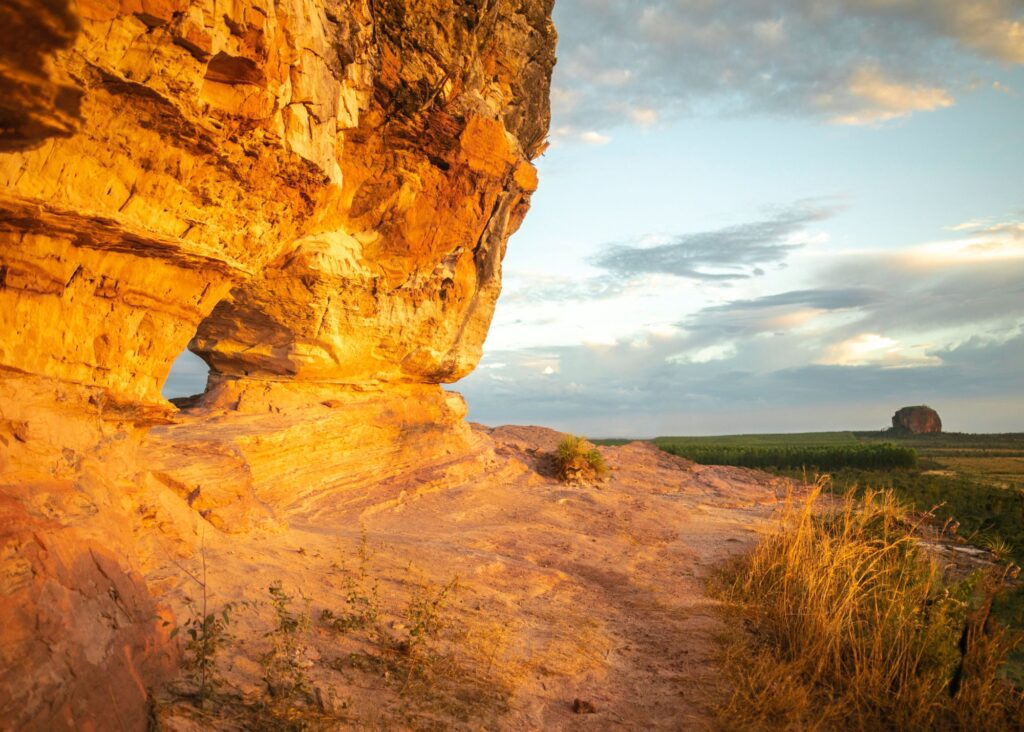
[[0, 1, 555, 727], [891, 405, 942, 434]]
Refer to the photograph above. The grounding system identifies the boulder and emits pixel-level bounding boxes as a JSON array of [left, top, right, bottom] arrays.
[[891, 406, 942, 434]]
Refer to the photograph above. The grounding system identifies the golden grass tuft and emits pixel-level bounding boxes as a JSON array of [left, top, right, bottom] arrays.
[[716, 483, 1024, 731]]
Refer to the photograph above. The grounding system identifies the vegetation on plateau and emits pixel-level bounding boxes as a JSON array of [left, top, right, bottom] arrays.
[[554, 434, 608, 482], [611, 430, 1024, 576], [615, 428, 1024, 688]]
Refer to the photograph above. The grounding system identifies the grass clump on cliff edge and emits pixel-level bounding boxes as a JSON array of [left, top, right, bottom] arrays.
[[716, 484, 1024, 731], [555, 435, 608, 483]]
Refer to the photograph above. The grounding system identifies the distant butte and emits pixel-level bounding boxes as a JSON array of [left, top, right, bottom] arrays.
[[891, 405, 943, 434]]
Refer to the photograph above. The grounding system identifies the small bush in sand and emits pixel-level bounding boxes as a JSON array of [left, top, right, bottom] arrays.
[[555, 435, 608, 483], [167, 539, 242, 708], [714, 483, 1024, 731], [261, 581, 312, 705], [321, 528, 382, 634], [172, 600, 238, 707]]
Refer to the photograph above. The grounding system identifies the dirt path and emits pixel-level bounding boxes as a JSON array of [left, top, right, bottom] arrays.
[[154, 426, 792, 730]]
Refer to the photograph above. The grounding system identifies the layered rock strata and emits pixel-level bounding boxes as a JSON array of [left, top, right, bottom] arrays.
[[0, 0, 555, 727]]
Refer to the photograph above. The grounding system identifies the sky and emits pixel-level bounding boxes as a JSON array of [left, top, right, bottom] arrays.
[[455, 0, 1024, 436], [166, 0, 1024, 436]]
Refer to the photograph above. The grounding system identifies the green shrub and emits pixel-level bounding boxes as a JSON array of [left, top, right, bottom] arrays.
[[261, 581, 311, 704], [172, 601, 237, 707], [555, 435, 608, 482]]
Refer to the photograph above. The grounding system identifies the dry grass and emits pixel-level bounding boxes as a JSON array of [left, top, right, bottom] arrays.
[[715, 483, 1024, 731]]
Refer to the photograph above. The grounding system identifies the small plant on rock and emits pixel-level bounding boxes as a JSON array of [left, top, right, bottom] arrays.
[[261, 581, 311, 704], [979, 533, 1014, 562], [168, 537, 239, 708], [555, 434, 608, 483], [321, 529, 382, 635], [173, 600, 237, 707], [399, 576, 459, 682]]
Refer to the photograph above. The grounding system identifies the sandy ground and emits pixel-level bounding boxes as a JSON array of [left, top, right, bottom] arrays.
[[152, 425, 794, 730]]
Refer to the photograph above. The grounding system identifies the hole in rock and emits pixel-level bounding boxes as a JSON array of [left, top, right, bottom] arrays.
[[162, 348, 209, 407]]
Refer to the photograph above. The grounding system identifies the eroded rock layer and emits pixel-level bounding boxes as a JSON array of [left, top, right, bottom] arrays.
[[0, 0, 554, 726]]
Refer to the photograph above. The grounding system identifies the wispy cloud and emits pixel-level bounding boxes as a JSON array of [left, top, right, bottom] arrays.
[[501, 274, 628, 304], [818, 333, 942, 368], [699, 288, 882, 314], [823, 66, 954, 126], [592, 200, 841, 280]]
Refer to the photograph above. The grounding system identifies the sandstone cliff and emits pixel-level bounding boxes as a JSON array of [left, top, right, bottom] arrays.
[[0, 1, 554, 727]]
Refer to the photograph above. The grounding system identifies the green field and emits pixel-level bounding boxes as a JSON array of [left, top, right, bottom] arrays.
[[655, 431, 861, 448], [657, 442, 917, 471], [592, 431, 860, 448], [594, 431, 1024, 533]]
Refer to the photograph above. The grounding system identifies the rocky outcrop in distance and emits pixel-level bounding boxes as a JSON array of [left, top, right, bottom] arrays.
[[891, 405, 943, 435], [0, 1, 555, 727]]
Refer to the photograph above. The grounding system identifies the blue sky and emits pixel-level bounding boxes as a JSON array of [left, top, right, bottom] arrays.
[[166, 0, 1024, 436]]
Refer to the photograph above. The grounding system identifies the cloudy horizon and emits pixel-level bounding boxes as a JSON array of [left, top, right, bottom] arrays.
[[454, 0, 1024, 436]]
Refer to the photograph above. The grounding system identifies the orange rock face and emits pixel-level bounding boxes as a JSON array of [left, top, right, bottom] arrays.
[[0, 0, 554, 726], [1, 0, 553, 401]]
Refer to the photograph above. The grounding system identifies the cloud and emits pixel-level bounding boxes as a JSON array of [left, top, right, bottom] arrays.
[[592, 200, 840, 280], [992, 80, 1019, 96], [677, 228, 1024, 346], [700, 288, 882, 313], [552, 0, 1024, 133], [818, 333, 942, 368], [678, 287, 885, 343], [865, 0, 1024, 64], [676, 221, 1024, 339], [549, 125, 613, 146], [497, 201, 844, 309], [813, 239, 1024, 335], [629, 107, 659, 126], [579, 130, 612, 145], [824, 66, 954, 125], [501, 274, 628, 304], [666, 342, 738, 365]]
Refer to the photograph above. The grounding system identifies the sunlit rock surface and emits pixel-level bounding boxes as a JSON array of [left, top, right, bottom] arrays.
[[0, 0, 554, 726]]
